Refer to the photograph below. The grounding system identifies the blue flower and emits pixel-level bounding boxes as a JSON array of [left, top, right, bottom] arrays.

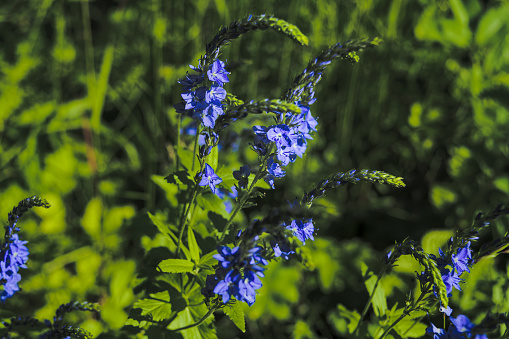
[[286, 219, 315, 244], [266, 124, 293, 147], [213, 246, 241, 269], [451, 242, 472, 275], [426, 323, 445, 339], [6, 234, 29, 270], [177, 72, 204, 90], [213, 270, 240, 303], [271, 238, 295, 260], [1, 233, 30, 301], [181, 86, 208, 111], [199, 164, 223, 195], [441, 268, 462, 296], [450, 315, 474, 335], [206, 84, 227, 102], [236, 270, 262, 306], [1, 271, 21, 301], [439, 304, 453, 316], [233, 165, 250, 189], [207, 59, 230, 85]]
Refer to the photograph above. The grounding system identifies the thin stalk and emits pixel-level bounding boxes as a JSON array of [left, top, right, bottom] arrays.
[[354, 265, 387, 335], [379, 291, 427, 339], [169, 306, 219, 332], [177, 129, 203, 256], [218, 147, 274, 243], [177, 174, 202, 256]]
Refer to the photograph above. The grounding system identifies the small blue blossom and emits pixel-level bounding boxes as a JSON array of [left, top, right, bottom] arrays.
[[451, 242, 472, 275], [237, 270, 262, 306], [181, 86, 208, 111], [286, 219, 315, 244], [213, 269, 241, 303], [440, 304, 453, 316], [426, 322, 445, 339], [207, 59, 230, 85], [213, 246, 241, 269], [233, 165, 250, 189], [199, 164, 223, 195], [450, 315, 475, 335], [441, 268, 462, 296], [271, 238, 295, 260], [177, 72, 204, 90]]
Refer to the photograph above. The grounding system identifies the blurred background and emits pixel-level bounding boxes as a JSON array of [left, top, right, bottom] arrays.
[[1, 0, 508, 337]]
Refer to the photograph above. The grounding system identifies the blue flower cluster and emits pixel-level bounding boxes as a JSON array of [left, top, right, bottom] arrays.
[[1, 223, 30, 301], [176, 59, 230, 129], [430, 240, 473, 314], [203, 244, 267, 306], [427, 314, 488, 339], [202, 200, 317, 306], [252, 103, 318, 188]]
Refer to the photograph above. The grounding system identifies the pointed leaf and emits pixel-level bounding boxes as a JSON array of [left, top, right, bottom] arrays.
[[223, 301, 245, 332], [361, 262, 387, 317], [159, 259, 195, 273], [132, 291, 172, 321]]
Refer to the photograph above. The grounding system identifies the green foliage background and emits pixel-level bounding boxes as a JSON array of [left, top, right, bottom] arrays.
[[0, 0, 508, 337]]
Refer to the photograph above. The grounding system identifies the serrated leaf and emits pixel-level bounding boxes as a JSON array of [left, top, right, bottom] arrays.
[[223, 301, 246, 332], [132, 291, 172, 321], [159, 259, 195, 273], [168, 305, 217, 339], [187, 226, 200, 263]]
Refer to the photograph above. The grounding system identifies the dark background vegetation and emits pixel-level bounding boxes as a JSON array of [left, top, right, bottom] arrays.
[[1, 0, 508, 337]]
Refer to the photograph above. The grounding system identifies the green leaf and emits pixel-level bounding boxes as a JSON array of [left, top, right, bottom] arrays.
[[475, 6, 509, 46], [159, 259, 195, 273], [480, 86, 509, 111], [187, 226, 200, 263], [360, 262, 387, 317], [208, 212, 227, 231], [197, 194, 228, 218], [132, 291, 172, 321], [152, 175, 179, 206], [330, 304, 361, 334], [165, 170, 194, 187], [199, 250, 218, 270], [208, 147, 219, 175], [223, 301, 246, 332], [147, 212, 177, 242], [178, 147, 195, 171], [421, 229, 454, 255], [81, 197, 102, 241]]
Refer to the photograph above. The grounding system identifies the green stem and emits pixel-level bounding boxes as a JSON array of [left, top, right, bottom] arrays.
[[354, 266, 387, 334], [169, 306, 219, 332], [379, 291, 427, 339], [177, 160, 205, 256], [218, 148, 273, 243]]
